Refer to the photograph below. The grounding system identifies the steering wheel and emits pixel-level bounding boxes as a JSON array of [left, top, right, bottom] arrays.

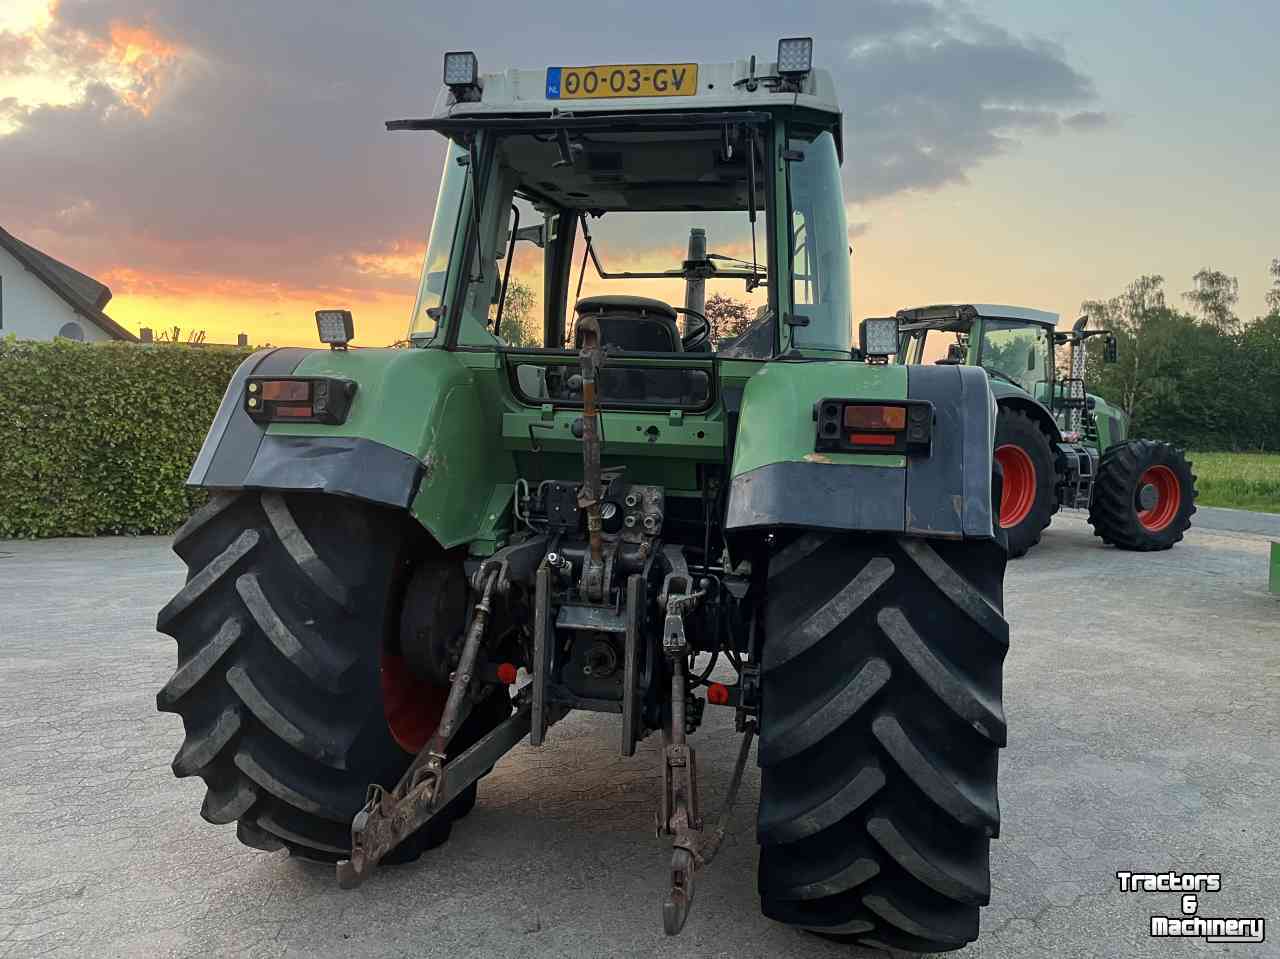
[[674, 308, 711, 352]]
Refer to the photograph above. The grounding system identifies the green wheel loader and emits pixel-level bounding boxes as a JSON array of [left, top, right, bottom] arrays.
[[158, 43, 1009, 952], [894, 304, 1197, 557]]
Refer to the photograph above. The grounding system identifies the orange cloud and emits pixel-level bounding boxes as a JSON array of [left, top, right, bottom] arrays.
[[100, 266, 416, 348], [348, 244, 424, 282], [101, 21, 182, 115], [0, 6, 184, 123]]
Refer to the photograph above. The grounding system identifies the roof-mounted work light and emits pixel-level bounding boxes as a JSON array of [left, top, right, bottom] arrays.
[[316, 309, 354, 349], [859, 316, 899, 363], [777, 37, 814, 78], [443, 51, 480, 99]]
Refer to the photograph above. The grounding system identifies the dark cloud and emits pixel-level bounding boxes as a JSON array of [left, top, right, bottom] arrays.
[[0, 0, 1108, 291], [1064, 110, 1112, 131], [836, 5, 1104, 200]]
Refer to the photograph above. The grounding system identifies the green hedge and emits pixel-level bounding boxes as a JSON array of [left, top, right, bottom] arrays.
[[0, 338, 249, 538]]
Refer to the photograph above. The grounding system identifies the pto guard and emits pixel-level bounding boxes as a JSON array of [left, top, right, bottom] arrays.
[[724, 362, 997, 539], [186, 346, 513, 550]]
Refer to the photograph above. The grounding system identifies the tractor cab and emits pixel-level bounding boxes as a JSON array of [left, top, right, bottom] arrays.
[[401, 53, 854, 376], [897, 303, 1058, 405], [895, 303, 1124, 441]]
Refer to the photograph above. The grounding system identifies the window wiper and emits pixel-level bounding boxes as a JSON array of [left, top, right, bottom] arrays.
[[707, 253, 767, 275], [984, 366, 1020, 387]]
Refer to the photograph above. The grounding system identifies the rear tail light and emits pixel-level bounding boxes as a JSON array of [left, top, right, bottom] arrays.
[[244, 377, 357, 424], [814, 398, 933, 455], [844, 404, 907, 430]]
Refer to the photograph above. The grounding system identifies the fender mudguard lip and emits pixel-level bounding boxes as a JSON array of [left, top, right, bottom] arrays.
[[187, 346, 422, 510], [725, 462, 906, 533], [725, 364, 997, 540], [238, 435, 423, 509]]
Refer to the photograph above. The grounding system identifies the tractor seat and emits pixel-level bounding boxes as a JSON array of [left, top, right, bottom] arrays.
[[573, 295, 681, 353]]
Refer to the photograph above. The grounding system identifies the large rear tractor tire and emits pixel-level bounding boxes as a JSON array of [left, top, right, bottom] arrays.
[[156, 491, 509, 863], [757, 532, 1008, 953], [993, 407, 1056, 558], [1089, 440, 1196, 550]]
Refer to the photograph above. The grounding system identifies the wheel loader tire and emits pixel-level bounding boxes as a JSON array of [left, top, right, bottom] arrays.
[[1089, 440, 1196, 551], [757, 532, 1008, 953], [156, 491, 510, 864], [993, 406, 1056, 558]]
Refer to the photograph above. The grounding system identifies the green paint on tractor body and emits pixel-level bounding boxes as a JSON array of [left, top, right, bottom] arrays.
[[170, 48, 1012, 950]]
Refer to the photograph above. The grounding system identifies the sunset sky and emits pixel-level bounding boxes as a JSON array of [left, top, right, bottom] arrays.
[[2, 0, 1277, 347]]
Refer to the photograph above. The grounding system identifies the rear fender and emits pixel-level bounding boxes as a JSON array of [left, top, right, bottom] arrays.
[[724, 362, 997, 539], [187, 346, 512, 549], [989, 384, 1063, 445]]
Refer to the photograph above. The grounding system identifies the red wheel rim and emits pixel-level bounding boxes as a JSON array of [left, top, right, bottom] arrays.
[[1137, 465, 1181, 532], [381, 652, 448, 753], [994, 444, 1036, 528]]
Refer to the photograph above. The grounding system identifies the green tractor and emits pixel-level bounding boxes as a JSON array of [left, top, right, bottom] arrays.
[[894, 304, 1197, 557], [158, 43, 1009, 952]]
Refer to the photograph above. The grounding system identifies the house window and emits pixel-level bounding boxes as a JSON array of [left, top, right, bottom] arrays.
[[58, 321, 85, 341]]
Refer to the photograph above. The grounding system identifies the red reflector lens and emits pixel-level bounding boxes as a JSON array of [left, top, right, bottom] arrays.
[[844, 404, 906, 430], [848, 432, 898, 446], [261, 380, 310, 401], [707, 682, 730, 705], [496, 662, 518, 685], [272, 404, 315, 418]]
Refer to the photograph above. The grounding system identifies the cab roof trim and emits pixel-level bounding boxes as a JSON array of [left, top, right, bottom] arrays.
[[970, 303, 1060, 326], [897, 303, 1059, 328], [431, 59, 840, 120]]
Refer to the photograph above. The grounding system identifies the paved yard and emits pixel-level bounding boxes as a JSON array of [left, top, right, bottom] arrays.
[[1, 512, 1276, 958]]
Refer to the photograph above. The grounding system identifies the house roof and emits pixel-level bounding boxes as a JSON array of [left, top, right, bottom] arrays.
[[0, 226, 137, 341]]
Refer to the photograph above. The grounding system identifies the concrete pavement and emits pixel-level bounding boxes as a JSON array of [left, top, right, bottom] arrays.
[[0, 512, 1276, 958]]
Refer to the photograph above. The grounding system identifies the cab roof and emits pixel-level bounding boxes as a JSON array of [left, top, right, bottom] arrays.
[[432, 58, 840, 121], [897, 303, 1060, 329]]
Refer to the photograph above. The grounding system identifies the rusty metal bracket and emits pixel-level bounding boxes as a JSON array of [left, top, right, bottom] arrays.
[[661, 718, 756, 936], [659, 652, 705, 934], [336, 569, 500, 888]]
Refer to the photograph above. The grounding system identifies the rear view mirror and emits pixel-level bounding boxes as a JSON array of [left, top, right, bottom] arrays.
[[514, 224, 546, 248], [1104, 335, 1118, 364]]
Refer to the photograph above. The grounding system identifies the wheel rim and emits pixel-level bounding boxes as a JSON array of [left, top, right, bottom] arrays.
[[381, 652, 448, 753], [1136, 465, 1181, 532], [994, 444, 1037, 528]]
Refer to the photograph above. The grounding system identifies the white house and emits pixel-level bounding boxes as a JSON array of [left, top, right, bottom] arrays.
[[0, 226, 137, 342]]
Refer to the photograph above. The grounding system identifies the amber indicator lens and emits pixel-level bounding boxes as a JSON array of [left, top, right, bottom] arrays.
[[844, 404, 906, 430], [261, 380, 311, 402], [272, 404, 315, 417]]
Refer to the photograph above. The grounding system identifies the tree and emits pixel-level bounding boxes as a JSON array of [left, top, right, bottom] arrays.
[[1183, 268, 1239, 331], [496, 277, 540, 347], [704, 293, 754, 344], [1081, 274, 1168, 420], [1266, 258, 1280, 315]]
